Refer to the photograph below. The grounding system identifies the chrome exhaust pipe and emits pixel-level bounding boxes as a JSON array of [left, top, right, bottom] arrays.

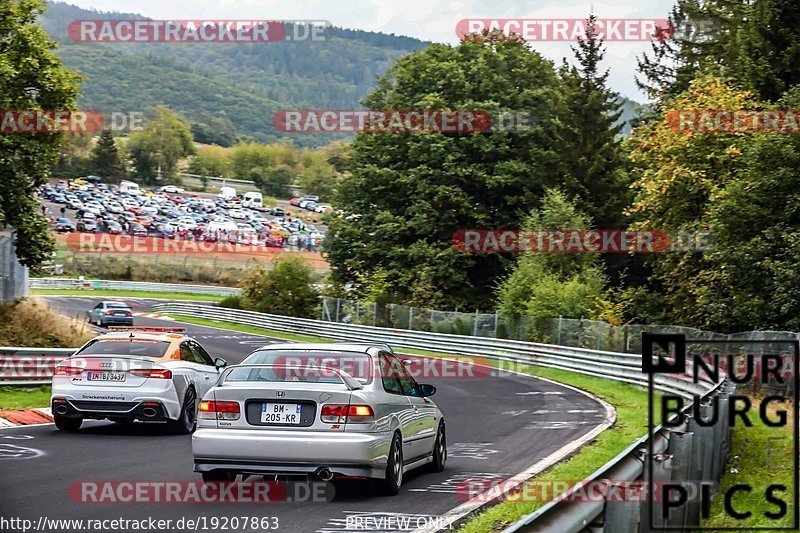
[[54, 404, 69, 415], [142, 407, 158, 418], [315, 467, 334, 481]]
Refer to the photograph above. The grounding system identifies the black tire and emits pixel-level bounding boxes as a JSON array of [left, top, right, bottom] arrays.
[[427, 422, 447, 473], [169, 387, 197, 435], [54, 414, 82, 432], [201, 470, 236, 484], [376, 433, 403, 496]]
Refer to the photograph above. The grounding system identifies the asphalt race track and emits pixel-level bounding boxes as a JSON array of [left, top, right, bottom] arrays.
[[0, 296, 612, 532]]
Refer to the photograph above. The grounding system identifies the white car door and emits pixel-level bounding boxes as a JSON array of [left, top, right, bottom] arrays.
[[185, 340, 220, 398], [391, 356, 438, 460]]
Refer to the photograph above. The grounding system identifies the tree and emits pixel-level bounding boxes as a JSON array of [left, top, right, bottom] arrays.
[[241, 257, 320, 318], [89, 129, 124, 182], [229, 142, 298, 198], [637, 0, 800, 103], [325, 33, 564, 308], [625, 75, 757, 326], [497, 189, 607, 320], [297, 148, 338, 199], [0, 0, 82, 266], [555, 14, 630, 229], [686, 87, 800, 331], [126, 106, 195, 183]]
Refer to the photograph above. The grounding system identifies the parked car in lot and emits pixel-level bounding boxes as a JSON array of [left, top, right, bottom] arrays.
[[128, 222, 148, 237], [105, 220, 123, 234], [86, 301, 134, 327], [52, 327, 227, 433], [76, 218, 97, 232], [160, 185, 185, 194], [192, 343, 446, 494], [54, 218, 75, 232]]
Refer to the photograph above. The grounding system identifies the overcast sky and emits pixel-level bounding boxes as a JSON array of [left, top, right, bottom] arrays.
[[60, 0, 680, 101]]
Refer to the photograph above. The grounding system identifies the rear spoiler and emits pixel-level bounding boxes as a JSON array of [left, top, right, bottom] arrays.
[[106, 326, 186, 333], [220, 364, 364, 391]]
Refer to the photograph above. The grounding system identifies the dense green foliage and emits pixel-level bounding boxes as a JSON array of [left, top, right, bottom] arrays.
[[240, 258, 320, 318], [89, 129, 124, 181], [637, 0, 800, 103], [497, 189, 608, 319], [38, 2, 427, 148], [325, 35, 566, 308], [126, 105, 195, 183], [1, 0, 81, 266]]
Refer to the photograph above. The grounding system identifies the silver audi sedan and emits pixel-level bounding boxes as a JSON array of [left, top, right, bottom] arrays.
[[191, 343, 446, 495]]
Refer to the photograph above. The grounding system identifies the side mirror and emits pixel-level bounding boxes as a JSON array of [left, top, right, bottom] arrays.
[[214, 357, 227, 369], [418, 384, 436, 397]]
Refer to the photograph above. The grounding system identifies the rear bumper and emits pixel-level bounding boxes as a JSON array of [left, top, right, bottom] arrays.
[[99, 316, 134, 325], [192, 428, 392, 479], [51, 380, 181, 420]]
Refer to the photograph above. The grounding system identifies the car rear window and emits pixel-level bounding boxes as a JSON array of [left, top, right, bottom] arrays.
[[76, 340, 171, 358], [106, 302, 130, 309], [241, 350, 374, 384]]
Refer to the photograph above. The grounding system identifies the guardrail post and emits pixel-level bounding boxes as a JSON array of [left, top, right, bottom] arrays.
[[665, 429, 693, 528], [641, 452, 672, 532], [603, 482, 641, 532], [711, 394, 729, 481]]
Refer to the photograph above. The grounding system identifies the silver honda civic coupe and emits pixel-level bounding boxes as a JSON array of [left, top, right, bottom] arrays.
[[191, 343, 446, 495]]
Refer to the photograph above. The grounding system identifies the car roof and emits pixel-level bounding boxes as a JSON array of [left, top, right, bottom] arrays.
[[251, 342, 392, 354], [93, 330, 189, 343], [102, 301, 131, 306]]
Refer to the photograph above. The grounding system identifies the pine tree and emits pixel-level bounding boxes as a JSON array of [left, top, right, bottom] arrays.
[[555, 14, 629, 229], [89, 129, 124, 182]]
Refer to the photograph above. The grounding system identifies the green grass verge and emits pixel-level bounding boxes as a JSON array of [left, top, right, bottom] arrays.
[[702, 404, 794, 529], [0, 385, 51, 410], [169, 312, 653, 531], [31, 288, 228, 302]]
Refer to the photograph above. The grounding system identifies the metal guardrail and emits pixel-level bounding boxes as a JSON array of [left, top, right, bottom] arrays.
[[147, 302, 727, 532], [1, 301, 728, 532], [30, 278, 241, 296], [150, 302, 714, 400], [0, 347, 75, 386]]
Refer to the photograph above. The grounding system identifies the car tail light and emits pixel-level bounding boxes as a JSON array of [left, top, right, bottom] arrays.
[[125, 311, 132, 316], [55, 365, 84, 376], [199, 400, 240, 420], [321, 404, 375, 424], [104, 311, 114, 315], [129, 368, 172, 379]]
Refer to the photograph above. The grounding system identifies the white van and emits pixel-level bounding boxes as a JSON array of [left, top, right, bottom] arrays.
[[242, 192, 264, 209], [119, 180, 140, 194], [218, 186, 237, 200]]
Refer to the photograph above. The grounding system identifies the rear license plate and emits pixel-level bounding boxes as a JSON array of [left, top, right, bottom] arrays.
[[261, 403, 301, 424], [87, 372, 126, 382]]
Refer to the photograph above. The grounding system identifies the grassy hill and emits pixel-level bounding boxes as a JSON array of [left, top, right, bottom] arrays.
[[41, 2, 428, 146], [41, 2, 645, 146]]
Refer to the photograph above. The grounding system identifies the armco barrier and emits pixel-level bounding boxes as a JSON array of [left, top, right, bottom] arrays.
[[1, 301, 730, 532], [146, 302, 729, 532], [150, 302, 714, 399], [0, 347, 74, 386], [30, 278, 241, 296]]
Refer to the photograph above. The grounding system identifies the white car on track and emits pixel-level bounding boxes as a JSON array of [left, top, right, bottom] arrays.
[[51, 327, 227, 434], [192, 343, 446, 494]]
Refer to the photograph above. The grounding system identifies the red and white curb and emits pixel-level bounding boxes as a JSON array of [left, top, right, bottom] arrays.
[[132, 312, 175, 321], [0, 408, 53, 427]]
